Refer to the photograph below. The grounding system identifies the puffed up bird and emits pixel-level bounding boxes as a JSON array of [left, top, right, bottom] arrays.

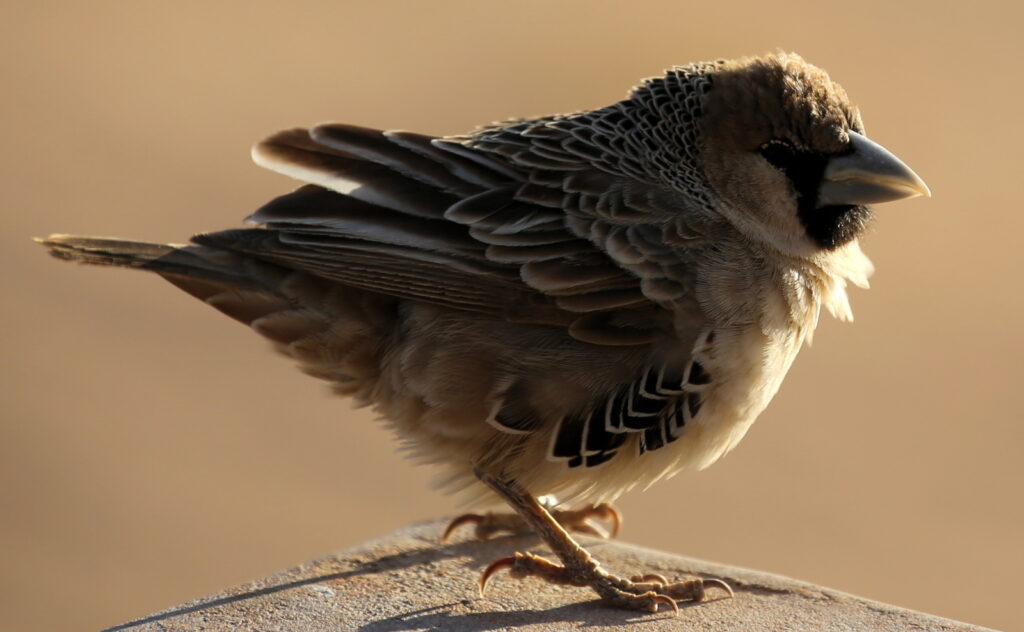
[[39, 52, 929, 613]]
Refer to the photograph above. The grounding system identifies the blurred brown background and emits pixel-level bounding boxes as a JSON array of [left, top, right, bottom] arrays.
[[2, 2, 1021, 630]]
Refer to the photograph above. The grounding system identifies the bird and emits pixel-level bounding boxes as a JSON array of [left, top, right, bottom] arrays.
[[38, 51, 929, 614]]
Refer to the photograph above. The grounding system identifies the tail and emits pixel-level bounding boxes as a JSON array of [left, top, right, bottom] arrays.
[[36, 234, 290, 326], [38, 234, 245, 280], [38, 233, 397, 397]]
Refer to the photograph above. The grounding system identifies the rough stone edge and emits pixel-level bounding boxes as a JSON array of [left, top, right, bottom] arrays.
[[104, 519, 1000, 632]]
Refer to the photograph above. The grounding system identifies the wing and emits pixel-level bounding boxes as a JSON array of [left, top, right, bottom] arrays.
[[196, 122, 709, 346]]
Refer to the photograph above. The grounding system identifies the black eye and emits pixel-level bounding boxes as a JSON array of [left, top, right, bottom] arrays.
[[758, 139, 796, 170]]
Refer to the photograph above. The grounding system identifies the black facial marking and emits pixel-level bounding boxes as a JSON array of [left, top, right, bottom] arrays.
[[801, 202, 871, 250], [759, 139, 797, 170], [758, 139, 871, 250]]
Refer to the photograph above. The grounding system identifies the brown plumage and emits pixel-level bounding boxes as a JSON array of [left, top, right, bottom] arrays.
[[38, 52, 928, 613]]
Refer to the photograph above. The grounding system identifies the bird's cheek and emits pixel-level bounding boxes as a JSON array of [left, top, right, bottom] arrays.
[[727, 161, 794, 213]]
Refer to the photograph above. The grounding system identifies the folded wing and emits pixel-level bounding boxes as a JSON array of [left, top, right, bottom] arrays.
[[196, 123, 701, 346]]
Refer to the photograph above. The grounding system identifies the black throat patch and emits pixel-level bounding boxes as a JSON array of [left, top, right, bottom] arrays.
[[789, 152, 872, 250], [761, 141, 872, 250]]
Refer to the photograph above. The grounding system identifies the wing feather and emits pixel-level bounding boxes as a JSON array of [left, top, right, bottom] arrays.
[[206, 123, 707, 345], [310, 123, 482, 196], [253, 129, 457, 219]]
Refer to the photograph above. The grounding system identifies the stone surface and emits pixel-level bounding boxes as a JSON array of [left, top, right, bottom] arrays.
[[106, 520, 994, 632]]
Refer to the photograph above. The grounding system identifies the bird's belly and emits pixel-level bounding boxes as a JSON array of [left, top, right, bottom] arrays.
[[273, 290, 803, 505], [679, 323, 803, 470], [518, 323, 806, 504]]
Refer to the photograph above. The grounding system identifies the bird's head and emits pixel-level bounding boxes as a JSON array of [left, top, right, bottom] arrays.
[[688, 52, 929, 255], [466, 52, 928, 260], [619, 52, 928, 257]]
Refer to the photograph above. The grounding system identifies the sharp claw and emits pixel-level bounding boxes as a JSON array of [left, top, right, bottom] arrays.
[[651, 593, 679, 615], [442, 513, 484, 543], [479, 556, 517, 596], [702, 577, 735, 600]]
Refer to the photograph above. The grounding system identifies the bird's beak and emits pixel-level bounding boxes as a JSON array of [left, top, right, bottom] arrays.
[[816, 131, 930, 207]]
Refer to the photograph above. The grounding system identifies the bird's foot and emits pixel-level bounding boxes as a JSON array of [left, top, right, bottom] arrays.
[[479, 551, 733, 614], [442, 501, 621, 542]]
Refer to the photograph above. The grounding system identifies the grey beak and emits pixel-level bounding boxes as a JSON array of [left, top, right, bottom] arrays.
[[816, 131, 930, 207]]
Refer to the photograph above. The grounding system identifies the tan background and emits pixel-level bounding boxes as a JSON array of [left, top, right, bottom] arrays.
[[2, 2, 1021, 630]]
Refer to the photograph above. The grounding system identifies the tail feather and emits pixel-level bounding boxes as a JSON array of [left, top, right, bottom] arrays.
[[38, 234, 176, 264], [37, 233, 395, 400], [36, 234, 290, 325], [38, 234, 250, 284]]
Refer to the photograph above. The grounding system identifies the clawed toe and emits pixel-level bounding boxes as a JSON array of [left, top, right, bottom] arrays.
[[443, 502, 622, 542], [630, 572, 669, 585], [442, 513, 484, 543], [701, 577, 735, 600], [469, 474, 732, 615], [648, 576, 734, 602], [557, 502, 621, 539], [479, 551, 591, 593], [479, 555, 518, 595], [607, 590, 679, 614], [478, 549, 732, 614], [442, 511, 526, 542]]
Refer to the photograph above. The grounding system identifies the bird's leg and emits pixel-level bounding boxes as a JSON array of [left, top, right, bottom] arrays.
[[442, 497, 621, 542], [473, 470, 732, 614]]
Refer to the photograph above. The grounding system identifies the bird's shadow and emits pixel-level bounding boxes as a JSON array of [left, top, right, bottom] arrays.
[[102, 530, 546, 631], [102, 527, 704, 631], [357, 598, 707, 631]]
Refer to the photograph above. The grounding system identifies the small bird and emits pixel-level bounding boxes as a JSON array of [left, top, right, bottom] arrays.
[[39, 52, 928, 614]]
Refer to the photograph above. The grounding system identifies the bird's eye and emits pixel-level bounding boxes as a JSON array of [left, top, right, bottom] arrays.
[[758, 139, 796, 170]]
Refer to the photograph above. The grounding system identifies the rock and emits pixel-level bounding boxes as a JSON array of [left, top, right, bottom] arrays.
[[106, 520, 992, 632]]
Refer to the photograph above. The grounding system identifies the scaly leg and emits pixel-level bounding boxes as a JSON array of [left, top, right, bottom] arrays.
[[473, 469, 732, 614]]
